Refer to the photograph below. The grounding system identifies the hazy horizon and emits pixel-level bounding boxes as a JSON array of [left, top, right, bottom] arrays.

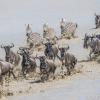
[[0, 0, 100, 46]]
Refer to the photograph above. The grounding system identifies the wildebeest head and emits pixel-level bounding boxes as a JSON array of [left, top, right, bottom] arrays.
[[58, 45, 69, 59], [44, 42, 53, 51], [18, 47, 30, 56], [44, 42, 54, 58], [17, 48, 30, 66], [39, 56, 46, 63], [1, 43, 14, 61]]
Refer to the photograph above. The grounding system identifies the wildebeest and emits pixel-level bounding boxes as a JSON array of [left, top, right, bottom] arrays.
[[44, 41, 58, 60], [36, 56, 56, 82], [83, 34, 100, 48], [1, 43, 20, 66], [17, 47, 37, 78], [0, 60, 16, 83], [58, 45, 70, 66], [64, 53, 77, 75], [83, 34, 100, 59], [58, 45, 77, 75]]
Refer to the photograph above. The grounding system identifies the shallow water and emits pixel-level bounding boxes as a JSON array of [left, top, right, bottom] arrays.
[[8, 77, 100, 100]]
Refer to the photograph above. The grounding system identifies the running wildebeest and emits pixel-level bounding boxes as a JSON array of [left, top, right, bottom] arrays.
[[58, 45, 70, 66], [1, 43, 20, 66], [83, 34, 100, 59], [44, 41, 58, 60], [36, 55, 56, 82], [17, 47, 37, 78], [0, 60, 16, 83], [58, 45, 77, 75], [64, 53, 77, 75]]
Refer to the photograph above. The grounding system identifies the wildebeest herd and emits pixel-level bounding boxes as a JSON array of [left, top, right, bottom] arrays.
[[0, 15, 100, 85]]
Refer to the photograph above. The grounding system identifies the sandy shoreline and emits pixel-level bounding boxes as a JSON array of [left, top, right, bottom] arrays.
[[0, 61, 99, 100]]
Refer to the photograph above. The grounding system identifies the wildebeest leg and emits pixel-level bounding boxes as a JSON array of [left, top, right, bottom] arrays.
[[46, 73, 49, 80], [71, 63, 74, 70], [22, 67, 26, 78], [10, 71, 16, 79], [8, 71, 11, 78], [67, 68, 71, 75], [41, 69, 49, 82], [66, 65, 71, 75], [53, 53, 56, 61], [10, 58, 14, 64], [40, 69, 45, 82], [53, 68, 56, 80], [0, 75, 3, 85], [89, 50, 93, 60], [41, 73, 48, 82], [30, 64, 36, 78], [62, 60, 64, 66]]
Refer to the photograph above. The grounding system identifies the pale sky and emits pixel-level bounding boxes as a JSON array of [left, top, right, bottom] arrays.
[[0, 0, 100, 45]]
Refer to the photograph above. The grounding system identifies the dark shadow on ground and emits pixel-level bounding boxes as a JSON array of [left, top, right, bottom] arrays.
[[29, 80, 42, 84]]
